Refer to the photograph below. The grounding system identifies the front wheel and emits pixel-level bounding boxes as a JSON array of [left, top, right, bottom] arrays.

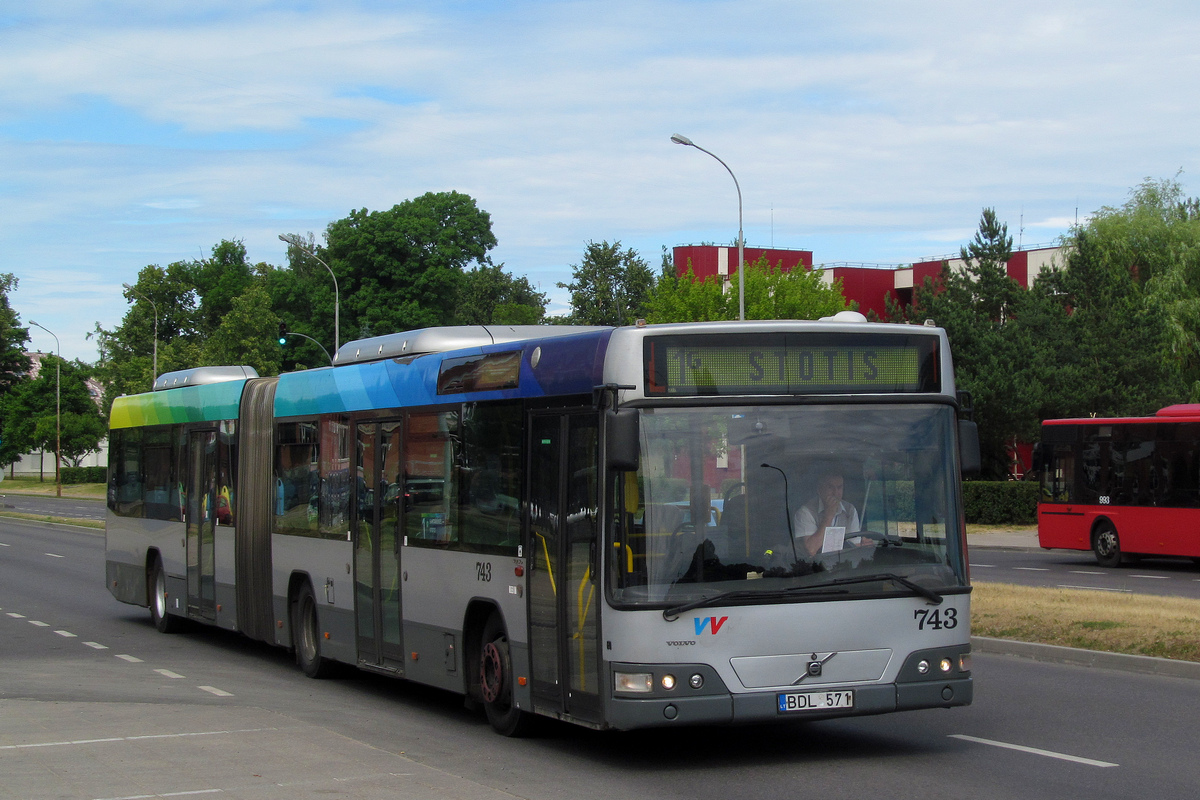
[[1092, 521, 1122, 568], [148, 558, 185, 633], [294, 583, 335, 678], [479, 614, 532, 736]]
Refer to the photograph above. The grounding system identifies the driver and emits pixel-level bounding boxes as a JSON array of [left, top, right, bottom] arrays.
[[794, 471, 867, 557]]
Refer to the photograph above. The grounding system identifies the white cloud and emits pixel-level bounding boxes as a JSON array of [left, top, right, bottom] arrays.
[[2, 0, 1199, 359]]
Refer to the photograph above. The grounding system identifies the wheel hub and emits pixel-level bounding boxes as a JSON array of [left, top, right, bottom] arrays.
[[480, 641, 505, 703]]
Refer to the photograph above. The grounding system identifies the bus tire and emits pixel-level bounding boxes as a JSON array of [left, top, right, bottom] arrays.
[[1092, 521, 1122, 568], [148, 557, 185, 633], [294, 583, 335, 678], [479, 613, 532, 736]]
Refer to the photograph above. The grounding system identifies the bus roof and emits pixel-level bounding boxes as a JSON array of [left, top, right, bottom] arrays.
[[1043, 404, 1200, 426]]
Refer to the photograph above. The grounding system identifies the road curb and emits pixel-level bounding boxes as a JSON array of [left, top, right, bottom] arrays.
[[972, 636, 1200, 681]]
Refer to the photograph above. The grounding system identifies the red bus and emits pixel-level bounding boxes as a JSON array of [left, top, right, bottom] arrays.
[[1038, 404, 1200, 566]]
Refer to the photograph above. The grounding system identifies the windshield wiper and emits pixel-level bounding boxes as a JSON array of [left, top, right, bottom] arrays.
[[662, 586, 850, 621], [788, 572, 943, 605]]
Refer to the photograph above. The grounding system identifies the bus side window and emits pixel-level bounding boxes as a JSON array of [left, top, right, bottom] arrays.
[[405, 410, 459, 546]]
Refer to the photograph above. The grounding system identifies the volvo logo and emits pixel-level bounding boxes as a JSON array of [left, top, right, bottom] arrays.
[[793, 652, 837, 684]]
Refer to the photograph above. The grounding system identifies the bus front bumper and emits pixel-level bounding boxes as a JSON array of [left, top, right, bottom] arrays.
[[604, 677, 972, 730]]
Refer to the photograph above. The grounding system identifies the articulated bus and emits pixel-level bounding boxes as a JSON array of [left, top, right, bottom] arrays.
[[106, 315, 978, 734], [1038, 404, 1200, 567]]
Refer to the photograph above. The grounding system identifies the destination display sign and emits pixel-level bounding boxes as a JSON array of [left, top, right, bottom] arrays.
[[644, 333, 940, 396]]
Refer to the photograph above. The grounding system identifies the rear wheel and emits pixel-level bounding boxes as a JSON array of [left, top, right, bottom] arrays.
[[294, 583, 335, 678], [479, 613, 532, 736], [148, 558, 184, 633], [1092, 521, 1122, 568]]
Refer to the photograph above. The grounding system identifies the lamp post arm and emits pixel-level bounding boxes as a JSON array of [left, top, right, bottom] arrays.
[[279, 234, 341, 352], [671, 137, 747, 321]]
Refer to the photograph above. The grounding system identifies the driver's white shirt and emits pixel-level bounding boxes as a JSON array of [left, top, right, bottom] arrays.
[[794, 499, 861, 540]]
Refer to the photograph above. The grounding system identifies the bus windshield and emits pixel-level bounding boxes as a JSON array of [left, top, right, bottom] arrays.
[[609, 404, 967, 606]]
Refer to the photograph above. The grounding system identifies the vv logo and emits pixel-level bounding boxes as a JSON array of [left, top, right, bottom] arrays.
[[693, 616, 729, 635]]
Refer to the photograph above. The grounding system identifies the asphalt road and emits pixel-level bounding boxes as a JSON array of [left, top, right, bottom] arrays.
[[0, 492, 106, 521], [2, 518, 1199, 799], [970, 547, 1200, 599]]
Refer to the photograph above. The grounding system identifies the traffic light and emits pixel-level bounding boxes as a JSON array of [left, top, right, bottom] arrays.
[[277, 323, 288, 346]]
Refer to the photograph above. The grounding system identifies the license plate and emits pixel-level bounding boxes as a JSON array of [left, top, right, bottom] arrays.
[[777, 690, 855, 713]]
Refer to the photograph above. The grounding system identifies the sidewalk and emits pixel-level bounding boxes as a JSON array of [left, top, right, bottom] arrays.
[[966, 528, 1040, 551]]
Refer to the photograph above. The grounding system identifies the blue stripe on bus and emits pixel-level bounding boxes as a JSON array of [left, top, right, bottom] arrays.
[[273, 331, 613, 418]]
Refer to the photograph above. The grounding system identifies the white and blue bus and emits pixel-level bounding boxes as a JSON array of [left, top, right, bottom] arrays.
[[105, 315, 977, 734]]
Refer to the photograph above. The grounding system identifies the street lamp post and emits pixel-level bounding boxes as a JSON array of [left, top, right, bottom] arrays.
[[28, 321, 61, 498], [122, 283, 158, 389], [279, 234, 340, 352], [671, 133, 746, 321]]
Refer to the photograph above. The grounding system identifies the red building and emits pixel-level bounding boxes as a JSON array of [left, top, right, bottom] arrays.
[[672, 244, 1065, 318]]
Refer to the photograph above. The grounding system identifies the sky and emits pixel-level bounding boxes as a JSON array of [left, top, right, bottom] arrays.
[[3, 0, 1199, 362]]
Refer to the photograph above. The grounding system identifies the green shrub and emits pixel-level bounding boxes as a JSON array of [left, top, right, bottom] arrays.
[[61, 466, 107, 485], [962, 480, 1039, 525]]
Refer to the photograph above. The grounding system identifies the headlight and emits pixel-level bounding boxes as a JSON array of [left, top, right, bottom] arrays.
[[614, 672, 653, 693]]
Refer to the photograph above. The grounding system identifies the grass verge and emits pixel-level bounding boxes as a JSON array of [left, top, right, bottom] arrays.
[[0, 511, 104, 529], [0, 478, 106, 498], [973, 581, 1200, 662]]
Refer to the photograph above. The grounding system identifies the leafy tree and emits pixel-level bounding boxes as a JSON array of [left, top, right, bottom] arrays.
[[0, 355, 105, 471], [93, 263, 202, 408], [645, 254, 849, 323], [456, 263, 548, 325], [202, 284, 284, 374], [323, 191, 498, 338], [893, 209, 1037, 475], [0, 273, 32, 466], [558, 241, 654, 326], [179, 239, 256, 335], [0, 273, 31, 395]]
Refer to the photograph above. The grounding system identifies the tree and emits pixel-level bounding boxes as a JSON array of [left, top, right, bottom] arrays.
[[558, 241, 654, 326], [0, 356, 105, 471], [0, 273, 32, 467], [893, 209, 1038, 475], [93, 262, 202, 409], [0, 273, 31, 395], [179, 239, 256, 335], [645, 254, 849, 323], [323, 191, 498, 338], [456, 263, 548, 325], [202, 284, 284, 374]]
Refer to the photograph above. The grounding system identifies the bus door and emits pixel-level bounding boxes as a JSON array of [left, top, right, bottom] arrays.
[[185, 429, 218, 620], [528, 411, 601, 723], [353, 420, 405, 669]]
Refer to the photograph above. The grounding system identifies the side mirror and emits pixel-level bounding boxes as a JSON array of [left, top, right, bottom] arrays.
[[958, 419, 981, 477], [606, 409, 640, 472]]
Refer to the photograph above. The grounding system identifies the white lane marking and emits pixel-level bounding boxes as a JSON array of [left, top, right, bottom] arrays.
[[1128, 574, 1169, 580], [197, 686, 233, 697], [6, 612, 26, 618], [1012, 567, 1050, 571], [54, 630, 77, 637], [1070, 570, 1105, 575], [29, 620, 50, 627], [83, 641, 108, 649], [0, 727, 276, 751], [1057, 585, 1132, 593], [0, 542, 9, 546], [115, 654, 143, 663], [155, 668, 185, 679], [44, 553, 64, 558], [950, 734, 1118, 767], [95, 790, 222, 800], [969, 564, 995, 568]]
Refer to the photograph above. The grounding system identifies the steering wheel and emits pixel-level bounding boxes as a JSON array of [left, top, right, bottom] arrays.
[[857, 529, 903, 547]]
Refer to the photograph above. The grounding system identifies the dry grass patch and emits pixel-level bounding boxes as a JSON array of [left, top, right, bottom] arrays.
[[972, 581, 1200, 662]]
